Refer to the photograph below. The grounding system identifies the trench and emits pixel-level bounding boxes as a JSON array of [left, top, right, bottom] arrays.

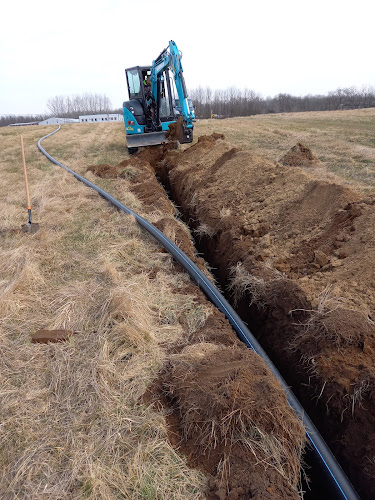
[[152, 156, 365, 500]]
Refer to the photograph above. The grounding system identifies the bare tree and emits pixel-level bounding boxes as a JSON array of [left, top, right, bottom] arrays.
[[46, 93, 112, 117], [46, 95, 66, 116]]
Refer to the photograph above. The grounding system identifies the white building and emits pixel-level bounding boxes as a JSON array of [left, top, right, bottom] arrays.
[[8, 121, 39, 127], [79, 114, 124, 123], [38, 117, 79, 125]]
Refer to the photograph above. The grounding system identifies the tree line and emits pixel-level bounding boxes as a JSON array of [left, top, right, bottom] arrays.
[[2, 86, 375, 127], [0, 114, 47, 127], [0, 93, 120, 127], [188, 85, 375, 118], [46, 93, 113, 117]]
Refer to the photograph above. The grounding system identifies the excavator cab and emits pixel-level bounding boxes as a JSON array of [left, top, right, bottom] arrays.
[[123, 66, 179, 152]]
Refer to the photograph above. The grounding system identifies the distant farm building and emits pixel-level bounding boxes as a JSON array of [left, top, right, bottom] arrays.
[[79, 114, 124, 123], [8, 114, 124, 127], [38, 117, 79, 125], [8, 117, 79, 126], [8, 121, 39, 127]]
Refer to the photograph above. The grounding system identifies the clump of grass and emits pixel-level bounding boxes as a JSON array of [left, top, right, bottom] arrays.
[[289, 285, 374, 358], [228, 262, 268, 308], [194, 222, 216, 238], [162, 343, 306, 496], [219, 207, 232, 218], [345, 379, 370, 418], [289, 286, 346, 348]]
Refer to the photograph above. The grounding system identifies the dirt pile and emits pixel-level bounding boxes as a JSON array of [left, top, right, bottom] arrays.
[[280, 143, 316, 167], [165, 115, 184, 143], [161, 343, 305, 499], [152, 134, 375, 498]]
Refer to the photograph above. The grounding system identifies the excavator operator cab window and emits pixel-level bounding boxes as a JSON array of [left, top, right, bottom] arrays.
[[126, 68, 142, 100], [159, 77, 165, 98]]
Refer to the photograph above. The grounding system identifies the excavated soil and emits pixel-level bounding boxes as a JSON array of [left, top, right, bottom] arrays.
[[152, 135, 375, 499], [160, 343, 305, 500], [280, 143, 316, 167], [89, 149, 307, 498], [165, 115, 185, 143], [90, 133, 375, 497]]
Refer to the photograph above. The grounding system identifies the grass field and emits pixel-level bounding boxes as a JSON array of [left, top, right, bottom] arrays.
[[196, 108, 375, 192], [0, 124, 207, 499], [1, 108, 374, 498]]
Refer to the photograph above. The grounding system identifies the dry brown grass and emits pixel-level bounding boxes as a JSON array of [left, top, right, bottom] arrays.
[[2, 108, 368, 497], [0, 124, 206, 498], [228, 262, 285, 310], [195, 108, 375, 194]]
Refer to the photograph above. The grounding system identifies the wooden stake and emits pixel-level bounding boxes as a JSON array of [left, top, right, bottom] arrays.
[[20, 135, 31, 211]]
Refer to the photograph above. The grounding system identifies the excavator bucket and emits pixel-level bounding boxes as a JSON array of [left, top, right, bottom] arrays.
[[126, 118, 193, 149], [126, 131, 168, 148], [165, 116, 193, 144]]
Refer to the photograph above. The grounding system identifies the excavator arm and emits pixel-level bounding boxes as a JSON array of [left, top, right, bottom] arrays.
[[151, 41, 193, 132]]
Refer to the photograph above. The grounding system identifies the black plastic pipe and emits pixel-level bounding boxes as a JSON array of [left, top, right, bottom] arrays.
[[38, 126, 360, 500]]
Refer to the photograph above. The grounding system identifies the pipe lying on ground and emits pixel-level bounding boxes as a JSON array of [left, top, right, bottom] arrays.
[[38, 126, 360, 500]]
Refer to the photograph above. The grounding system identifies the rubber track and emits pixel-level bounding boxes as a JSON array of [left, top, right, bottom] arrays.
[[38, 126, 359, 500]]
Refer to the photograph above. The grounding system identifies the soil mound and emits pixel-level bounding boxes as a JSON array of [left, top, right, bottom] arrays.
[[161, 343, 305, 499], [280, 143, 315, 167], [127, 142, 176, 168]]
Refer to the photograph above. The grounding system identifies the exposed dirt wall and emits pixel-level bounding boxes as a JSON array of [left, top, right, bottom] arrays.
[[155, 135, 375, 499]]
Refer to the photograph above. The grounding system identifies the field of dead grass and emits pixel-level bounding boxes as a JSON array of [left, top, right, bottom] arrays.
[[0, 124, 207, 498], [195, 108, 375, 193], [2, 107, 372, 497]]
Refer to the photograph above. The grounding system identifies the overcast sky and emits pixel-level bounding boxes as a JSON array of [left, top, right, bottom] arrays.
[[1, 0, 374, 115]]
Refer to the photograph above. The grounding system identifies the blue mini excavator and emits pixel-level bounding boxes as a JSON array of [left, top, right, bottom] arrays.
[[123, 40, 194, 154]]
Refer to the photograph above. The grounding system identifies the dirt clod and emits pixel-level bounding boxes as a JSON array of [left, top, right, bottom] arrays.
[[313, 249, 329, 267], [165, 115, 184, 143], [31, 329, 76, 344]]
